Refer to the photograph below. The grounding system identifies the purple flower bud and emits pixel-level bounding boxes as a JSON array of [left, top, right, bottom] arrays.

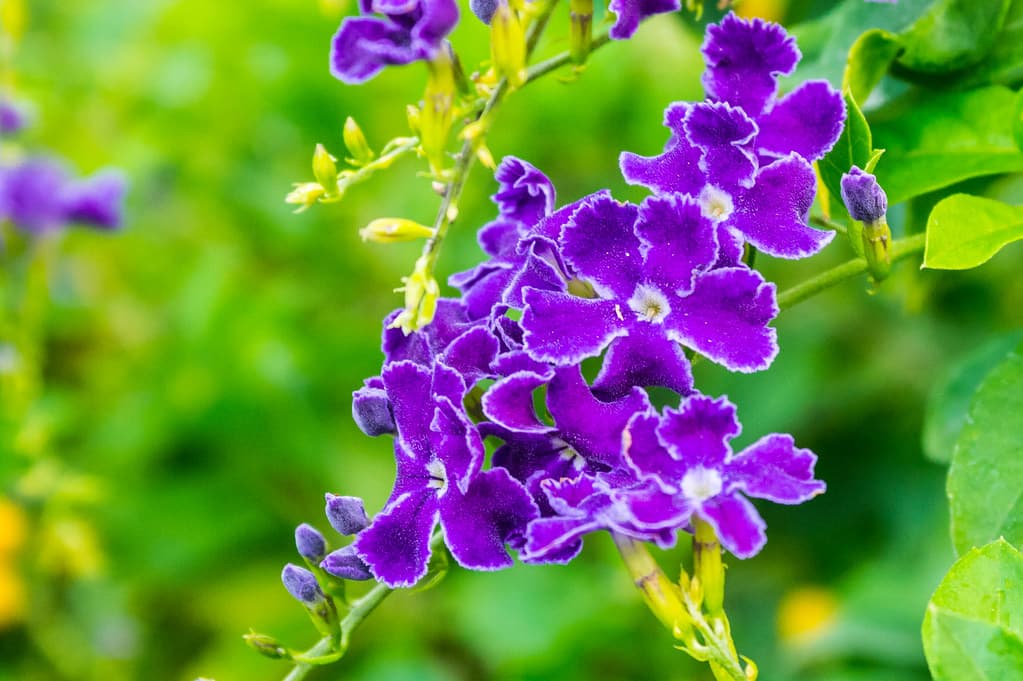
[[60, 170, 127, 230], [321, 545, 373, 581], [281, 564, 325, 605], [840, 166, 887, 224], [352, 385, 395, 436], [295, 523, 327, 562], [0, 157, 69, 233], [325, 494, 370, 535], [470, 0, 499, 23]]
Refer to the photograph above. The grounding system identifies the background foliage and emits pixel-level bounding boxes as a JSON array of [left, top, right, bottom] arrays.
[[2, 0, 1022, 680]]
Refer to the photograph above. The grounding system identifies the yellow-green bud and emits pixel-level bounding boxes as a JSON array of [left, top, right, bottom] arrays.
[[406, 104, 421, 136], [391, 256, 440, 333], [861, 217, 892, 282], [421, 49, 457, 176], [569, 0, 593, 65], [685, 0, 704, 21], [285, 182, 327, 213], [312, 144, 339, 195], [693, 517, 724, 616], [490, 3, 527, 89], [359, 218, 435, 243], [243, 632, 291, 660], [343, 116, 375, 165]]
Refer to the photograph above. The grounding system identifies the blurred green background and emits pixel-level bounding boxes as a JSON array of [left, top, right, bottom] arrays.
[[2, 0, 1022, 680]]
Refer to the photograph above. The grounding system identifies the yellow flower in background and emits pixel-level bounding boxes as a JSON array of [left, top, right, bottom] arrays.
[[777, 585, 839, 643], [737, 0, 787, 22], [0, 498, 28, 629], [0, 497, 27, 556]]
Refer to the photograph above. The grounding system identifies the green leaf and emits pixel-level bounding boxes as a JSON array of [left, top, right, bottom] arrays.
[[897, 0, 1011, 74], [923, 194, 1023, 270], [872, 86, 1023, 205], [843, 29, 903, 103], [954, 0, 1023, 88], [948, 343, 1023, 555], [818, 89, 873, 214], [1014, 88, 1023, 151], [923, 332, 1023, 463], [923, 539, 1023, 680]]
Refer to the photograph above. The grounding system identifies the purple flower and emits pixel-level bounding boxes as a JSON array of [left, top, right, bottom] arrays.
[[620, 14, 843, 259], [0, 158, 127, 234], [520, 192, 779, 392], [354, 360, 538, 587], [492, 156, 556, 227], [0, 97, 30, 135], [330, 0, 459, 84], [841, 166, 887, 224], [608, 0, 682, 40], [623, 394, 825, 558], [295, 523, 328, 562]]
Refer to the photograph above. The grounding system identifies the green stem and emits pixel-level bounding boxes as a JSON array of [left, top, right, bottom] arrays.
[[337, 137, 418, 193], [525, 32, 612, 83], [809, 214, 848, 235], [777, 232, 925, 311]]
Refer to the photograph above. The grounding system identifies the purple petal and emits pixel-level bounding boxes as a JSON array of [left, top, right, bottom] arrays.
[[409, 0, 459, 53], [608, 0, 682, 40], [354, 490, 439, 587], [521, 516, 597, 564], [615, 483, 691, 533], [542, 474, 602, 516], [493, 156, 556, 226], [592, 327, 693, 399], [383, 299, 471, 366], [729, 434, 826, 504], [382, 360, 435, 457], [457, 266, 515, 321], [620, 136, 704, 197], [622, 410, 686, 493], [560, 194, 642, 300], [1, 157, 69, 233], [439, 326, 499, 386], [477, 218, 522, 258], [667, 267, 778, 373], [701, 14, 800, 117], [329, 17, 418, 85], [684, 102, 758, 189], [548, 366, 650, 469], [757, 81, 845, 162], [636, 193, 718, 295], [713, 225, 746, 268], [657, 394, 740, 469], [483, 371, 556, 434], [60, 170, 126, 230], [503, 243, 567, 308], [531, 190, 611, 244], [729, 154, 832, 259], [439, 467, 538, 570], [491, 349, 552, 377], [521, 288, 627, 365], [699, 493, 767, 559], [429, 395, 484, 493], [321, 545, 374, 581]]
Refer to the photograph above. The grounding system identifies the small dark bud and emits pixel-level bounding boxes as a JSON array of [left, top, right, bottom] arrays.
[[281, 564, 325, 606], [321, 546, 374, 581], [352, 385, 395, 436], [295, 523, 327, 563], [470, 0, 499, 23], [840, 166, 887, 224], [325, 494, 370, 535]]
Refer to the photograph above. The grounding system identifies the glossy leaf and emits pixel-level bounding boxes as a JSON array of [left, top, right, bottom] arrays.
[[923, 332, 1023, 463], [843, 29, 902, 103], [948, 343, 1023, 555], [897, 0, 1011, 74], [873, 86, 1023, 205], [923, 194, 1023, 270], [955, 0, 1023, 88], [923, 539, 1023, 681], [818, 89, 873, 218]]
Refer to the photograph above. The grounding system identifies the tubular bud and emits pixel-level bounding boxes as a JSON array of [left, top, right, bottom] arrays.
[[421, 48, 457, 175], [343, 116, 375, 165], [841, 166, 891, 282], [312, 144, 340, 196], [569, 0, 593, 65], [359, 217, 435, 243], [391, 255, 440, 333], [490, 3, 527, 89], [295, 523, 327, 564], [244, 632, 291, 660], [285, 182, 327, 213], [693, 517, 725, 616]]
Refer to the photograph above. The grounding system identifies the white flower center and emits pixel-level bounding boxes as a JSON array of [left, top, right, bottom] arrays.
[[554, 438, 587, 471], [426, 459, 449, 497], [698, 185, 734, 223], [680, 467, 723, 502], [627, 284, 672, 324]]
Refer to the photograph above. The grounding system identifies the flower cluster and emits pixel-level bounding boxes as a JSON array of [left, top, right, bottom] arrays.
[[329, 14, 840, 589], [0, 102, 126, 235]]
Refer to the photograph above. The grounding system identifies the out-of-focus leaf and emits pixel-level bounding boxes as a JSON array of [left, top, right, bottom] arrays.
[[922, 539, 1023, 680], [843, 29, 903, 103], [954, 0, 1023, 88], [896, 0, 1011, 74], [948, 342, 1023, 555], [923, 194, 1023, 270], [1014, 87, 1023, 151], [922, 331, 1023, 463], [872, 86, 1023, 205]]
